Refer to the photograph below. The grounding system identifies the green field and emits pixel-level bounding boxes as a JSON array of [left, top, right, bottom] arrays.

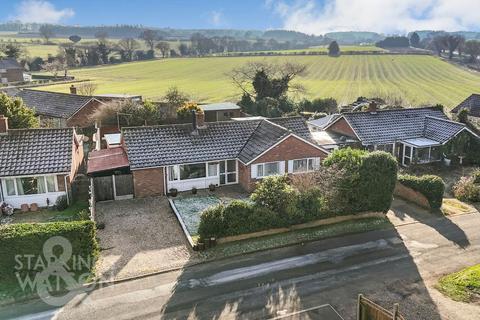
[[230, 45, 385, 55], [35, 55, 480, 107]]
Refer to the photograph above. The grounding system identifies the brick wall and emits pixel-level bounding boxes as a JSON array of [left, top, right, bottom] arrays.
[[69, 134, 84, 182], [238, 135, 329, 192], [394, 181, 431, 209], [327, 117, 357, 138], [1, 69, 23, 83], [132, 168, 165, 197], [67, 100, 104, 127]]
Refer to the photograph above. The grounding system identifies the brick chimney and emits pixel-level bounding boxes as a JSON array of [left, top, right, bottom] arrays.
[[195, 111, 206, 129], [70, 84, 77, 95], [368, 101, 377, 113], [0, 115, 8, 134]]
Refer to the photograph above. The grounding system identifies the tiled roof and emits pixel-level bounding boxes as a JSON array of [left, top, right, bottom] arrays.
[[0, 59, 21, 70], [13, 89, 93, 118], [122, 117, 316, 169], [424, 116, 466, 143], [307, 114, 340, 130], [0, 128, 73, 176], [339, 107, 449, 145], [238, 120, 289, 164], [451, 94, 480, 117], [268, 116, 313, 141]]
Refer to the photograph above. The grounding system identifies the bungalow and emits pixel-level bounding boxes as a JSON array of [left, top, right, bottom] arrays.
[[0, 115, 84, 208], [0, 59, 23, 84], [122, 112, 329, 196], [321, 104, 478, 166], [451, 94, 480, 118], [10, 89, 105, 128]]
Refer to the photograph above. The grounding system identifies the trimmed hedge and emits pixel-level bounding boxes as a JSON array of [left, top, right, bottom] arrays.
[[0, 221, 99, 289], [324, 149, 398, 213], [398, 174, 445, 209], [199, 150, 398, 239]]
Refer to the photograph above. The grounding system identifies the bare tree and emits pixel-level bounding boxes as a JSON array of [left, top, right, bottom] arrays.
[[39, 25, 55, 44], [446, 35, 464, 59], [140, 29, 158, 51], [77, 82, 98, 96], [42, 60, 66, 79], [464, 40, 480, 63], [117, 38, 140, 61], [156, 41, 170, 58], [95, 30, 109, 43], [230, 60, 307, 99]]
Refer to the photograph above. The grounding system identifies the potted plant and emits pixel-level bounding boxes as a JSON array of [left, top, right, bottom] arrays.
[[192, 187, 197, 195], [209, 184, 216, 192], [169, 188, 178, 197]]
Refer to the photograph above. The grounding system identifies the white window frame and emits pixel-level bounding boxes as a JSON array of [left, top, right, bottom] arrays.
[[288, 157, 321, 174], [252, 161, 285, 179], [1, 174, 59, 197]]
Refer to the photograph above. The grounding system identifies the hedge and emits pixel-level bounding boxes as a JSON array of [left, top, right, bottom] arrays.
[[0, 221, 99, 290], [198, 150, 398, 239], [398, 174, 445, 209]]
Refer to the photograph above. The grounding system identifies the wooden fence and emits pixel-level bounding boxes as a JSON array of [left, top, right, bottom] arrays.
[[357, 295, 405, 320], [93, 174, 134, 202]]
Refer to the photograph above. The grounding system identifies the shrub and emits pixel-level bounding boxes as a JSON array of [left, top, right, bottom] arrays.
[[250, 175, 295, 215], [287, 187, 326, 223], [473, 170, 480, 184], [453, 177, 480, 202], [359, 151, 398, 212], [176, 102, 201, 122], [55, 195, 69, 211], [0, 221, 99, 289], [198, 204, 225, 239], [398, 174, 445, 209], [323, 148, 367, 171]]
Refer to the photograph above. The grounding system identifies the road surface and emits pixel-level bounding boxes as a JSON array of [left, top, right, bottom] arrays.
[[2, 213, 479, 320]]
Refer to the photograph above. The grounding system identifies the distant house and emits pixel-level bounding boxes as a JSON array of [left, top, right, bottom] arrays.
[[320, 105, 478, 166], [307, 114, 340, 132], [0, 115, 84, 208], [0, 59, 23, 84], [10, 89, 105, 128], [94, 93, 142, 103], [199, 102, 242, 122], [451, 94, 480, 118], [121, 113, 328, 196]]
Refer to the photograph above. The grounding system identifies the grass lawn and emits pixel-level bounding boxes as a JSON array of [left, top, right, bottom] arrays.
[[34, 55, 480, 107], [437, 264, 480, 302], [230, 45, 386, 55], [199, 217, 392, 261], [1, 201, 89, 225]]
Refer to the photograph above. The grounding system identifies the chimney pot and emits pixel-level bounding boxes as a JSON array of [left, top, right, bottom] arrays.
[[70, 84, 77, 95], [368, 101, 377, 113], [0, 115, 9, 134]]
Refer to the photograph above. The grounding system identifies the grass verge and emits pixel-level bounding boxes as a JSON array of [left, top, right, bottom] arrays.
[[199, 217, 392, 260], [437, 264, 480, 302]]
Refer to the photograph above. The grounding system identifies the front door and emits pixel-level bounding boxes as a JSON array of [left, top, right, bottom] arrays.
[[402, 144, 413, 166], [219, 160, 237, 185]]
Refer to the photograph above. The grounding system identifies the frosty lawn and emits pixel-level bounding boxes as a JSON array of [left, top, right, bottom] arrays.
[[171, 196, 221, 237], [171, 194, 249, 237]]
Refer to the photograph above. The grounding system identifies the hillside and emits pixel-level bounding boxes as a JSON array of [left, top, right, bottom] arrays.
[[35, 55, 480, 108]]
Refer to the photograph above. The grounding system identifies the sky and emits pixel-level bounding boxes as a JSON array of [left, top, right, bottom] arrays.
[[2, 0, 480, 35]]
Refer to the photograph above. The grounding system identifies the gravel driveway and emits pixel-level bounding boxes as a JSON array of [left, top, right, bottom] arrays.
[[95, 197, 199, 280]]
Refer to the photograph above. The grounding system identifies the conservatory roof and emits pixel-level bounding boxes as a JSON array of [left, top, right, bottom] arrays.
[[401, 137, 440, 147]]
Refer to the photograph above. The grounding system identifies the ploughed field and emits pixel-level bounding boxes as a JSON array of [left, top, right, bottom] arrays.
[[35, 55, 480, 108]]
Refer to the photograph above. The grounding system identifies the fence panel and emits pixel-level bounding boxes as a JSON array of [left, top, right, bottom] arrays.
[[114, 174, 134, 197], [93, 176, 114, 201], [358, 295, 405, 320]]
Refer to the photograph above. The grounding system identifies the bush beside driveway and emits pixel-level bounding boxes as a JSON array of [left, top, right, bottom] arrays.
[[95, 197, 199, 281]]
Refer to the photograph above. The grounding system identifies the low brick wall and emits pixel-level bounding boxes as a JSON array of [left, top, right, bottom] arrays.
[[217, 211, 385, 244], [394, 181, 431, 209]]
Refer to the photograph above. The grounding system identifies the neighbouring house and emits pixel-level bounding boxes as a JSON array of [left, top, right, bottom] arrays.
[[9, 89, 105, 128], [199, 102, 242, 122], [0, 115, 84, 208], [0, 59, 23, 84], [121, 113, 329, 197], [320, 104, 478, 166], [94, 93, 142, 103], [307, 114, 340, 132], [451, 94, 480, 118]]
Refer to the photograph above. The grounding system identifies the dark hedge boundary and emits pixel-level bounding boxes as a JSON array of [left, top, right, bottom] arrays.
[[0, 221, 98, 302], [398, 174, 445, 209]]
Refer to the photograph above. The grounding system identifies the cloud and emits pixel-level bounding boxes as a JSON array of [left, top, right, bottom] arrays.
[[267, 0, 480, 35], [208, 10, 225, 27], [10, 0, 74, 24]]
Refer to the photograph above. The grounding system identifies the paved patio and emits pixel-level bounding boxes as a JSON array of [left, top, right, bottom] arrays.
[[95, 197, 200, 280]]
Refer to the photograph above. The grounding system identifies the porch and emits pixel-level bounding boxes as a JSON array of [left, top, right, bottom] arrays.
[[398, 138, 442, 166]]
